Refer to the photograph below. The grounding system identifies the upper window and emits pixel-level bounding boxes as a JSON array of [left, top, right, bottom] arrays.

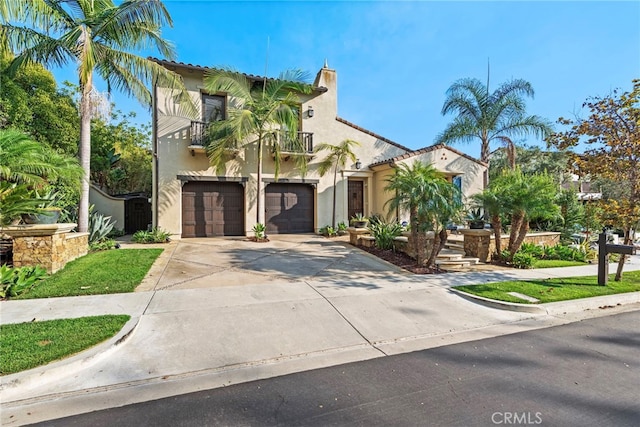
[[202, 94, 225, 122]]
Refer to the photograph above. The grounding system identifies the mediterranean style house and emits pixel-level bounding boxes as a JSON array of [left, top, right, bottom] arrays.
[[150, 58, 487, 238]]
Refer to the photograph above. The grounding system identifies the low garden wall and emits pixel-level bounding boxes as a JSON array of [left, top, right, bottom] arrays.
[[460, 229, 561, 262], [0, 224, 88, 273]]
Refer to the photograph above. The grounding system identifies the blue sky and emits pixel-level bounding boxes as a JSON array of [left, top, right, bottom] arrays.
[[53, 1, 640, 158]]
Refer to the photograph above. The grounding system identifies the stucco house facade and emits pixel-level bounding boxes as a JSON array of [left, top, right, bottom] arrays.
[[151, 59, 487, 238]]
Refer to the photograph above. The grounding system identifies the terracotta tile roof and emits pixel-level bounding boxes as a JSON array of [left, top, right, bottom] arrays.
[[369, 144, 487, 168], [149, 57, 328, 92], [335, 117, 412, 152]]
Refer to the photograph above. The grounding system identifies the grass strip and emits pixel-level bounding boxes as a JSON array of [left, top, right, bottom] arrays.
[[17, 249, 163, 299], [0, 315, 130, 375], [455, 270, 640, 304], [532, 259, 588, 269]]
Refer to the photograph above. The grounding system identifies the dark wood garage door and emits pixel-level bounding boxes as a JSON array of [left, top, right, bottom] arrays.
[[181, 182, 244, 237], [265, 183, 314, 234]]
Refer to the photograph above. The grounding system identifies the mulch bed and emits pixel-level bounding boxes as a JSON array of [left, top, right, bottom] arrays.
[[356, 245, 447, 274]]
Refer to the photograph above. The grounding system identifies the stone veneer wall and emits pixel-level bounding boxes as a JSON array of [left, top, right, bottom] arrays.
[[461, 230, 561, 262], [2, 224, 88, 273]]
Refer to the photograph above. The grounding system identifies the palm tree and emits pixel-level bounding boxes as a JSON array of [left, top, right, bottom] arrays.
[[0, 128, 82, 187], [1, 0, 192, 232], [0, 128, 82, 226], [436, 77, 553, 174], [384, 161, 463, 267], [315, 139, 361, 228], [477, 168, 559, 261], [203, 68, 312, 224]]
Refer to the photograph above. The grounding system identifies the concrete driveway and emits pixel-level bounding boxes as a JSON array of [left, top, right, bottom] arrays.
[[136, 234, 408, 291]]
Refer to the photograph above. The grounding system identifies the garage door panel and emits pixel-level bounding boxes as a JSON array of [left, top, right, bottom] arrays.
[[182, 182, 244, 237], [265, 184, 314, 234]]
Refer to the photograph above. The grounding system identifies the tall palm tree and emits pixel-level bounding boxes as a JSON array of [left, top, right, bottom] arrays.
[[436, 77, 553, 175], [385, 161, 463, 267], [203, 68, 312, 224], [315, 139, 361, 228], [1, 0, 192, 232]]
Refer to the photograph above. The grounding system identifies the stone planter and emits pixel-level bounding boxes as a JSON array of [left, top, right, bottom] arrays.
[[468, 220, 485, 230], [22, 209, 61, 225]]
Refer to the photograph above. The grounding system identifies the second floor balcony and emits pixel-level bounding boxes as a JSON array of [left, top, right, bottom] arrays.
[[190, 121, 313, 156]]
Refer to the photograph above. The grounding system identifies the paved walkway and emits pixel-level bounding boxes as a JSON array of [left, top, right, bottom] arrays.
[[1, 235, 639, 425]]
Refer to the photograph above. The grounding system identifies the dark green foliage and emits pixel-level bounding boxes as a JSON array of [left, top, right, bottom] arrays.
[[132, 228, 171, 244], [368, 220, 404, 250], [0, 265, 48, 298], [0, 55, 79, 155]]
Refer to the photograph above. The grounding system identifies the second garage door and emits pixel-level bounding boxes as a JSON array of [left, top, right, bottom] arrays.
[[182, 181, 244, 237], [265, 183, 314, 234]]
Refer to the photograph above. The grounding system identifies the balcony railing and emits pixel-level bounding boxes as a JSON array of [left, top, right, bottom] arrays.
[[190, 121, 313, 153], [190, 121, 207, 146], [280, 132, 313, 153]]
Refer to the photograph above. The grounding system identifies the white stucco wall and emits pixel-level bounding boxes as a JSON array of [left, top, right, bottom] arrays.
[[89, 185, 125, 231], [153, 64, 409, 237]]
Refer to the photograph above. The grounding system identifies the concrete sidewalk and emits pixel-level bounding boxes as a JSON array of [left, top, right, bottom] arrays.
[[1, 237, 639, 426]]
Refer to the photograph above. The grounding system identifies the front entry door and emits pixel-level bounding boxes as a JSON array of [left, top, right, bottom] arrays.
[[348, 180, 364, 220]]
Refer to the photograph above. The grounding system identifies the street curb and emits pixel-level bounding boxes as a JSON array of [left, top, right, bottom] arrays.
[[449, 288, 640, 315], [0, 315, 140, 401]]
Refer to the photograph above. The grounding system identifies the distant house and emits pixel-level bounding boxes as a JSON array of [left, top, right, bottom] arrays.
[[150, 59, 487, 237], [561, 174, 602, 202]]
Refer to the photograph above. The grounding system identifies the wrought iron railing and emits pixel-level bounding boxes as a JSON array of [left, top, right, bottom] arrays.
[[190, 121, 207, 146], [190, 121, 313, 153], [280, 132, 313, 153]]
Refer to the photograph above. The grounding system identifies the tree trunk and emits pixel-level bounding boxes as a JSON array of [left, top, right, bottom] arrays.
[[78, 76, 92, 233], [614, 228, 632, 281], [509, 219, 530, 261], [491, 215, 502, 255], [508, 211, 525, 258], [332, 166, 337, 228], [409, 207, 426, 265], [256, 134, 263, 224], [426, 228, 448, 268]]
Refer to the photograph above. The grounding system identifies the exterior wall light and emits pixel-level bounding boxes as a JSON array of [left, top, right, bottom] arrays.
[[307, 106, 314, 118], [355, 159, 362, 170]]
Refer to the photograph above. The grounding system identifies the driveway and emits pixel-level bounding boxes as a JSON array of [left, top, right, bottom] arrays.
[[135, 234, 409, 291]]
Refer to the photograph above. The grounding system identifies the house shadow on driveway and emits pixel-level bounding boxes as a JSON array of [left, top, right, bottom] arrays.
[[136, 234, 413, 292]]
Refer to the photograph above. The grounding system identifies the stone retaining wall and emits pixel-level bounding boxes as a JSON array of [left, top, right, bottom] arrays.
[[0, 224, 88, 273], [461, 229, 562, 262]]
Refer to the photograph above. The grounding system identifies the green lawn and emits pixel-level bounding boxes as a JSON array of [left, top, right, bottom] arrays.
[[455, 270, 640, 304], [0, 315, 130, 375], [532, 259, 588, 268], [17, 249, 163, 299]]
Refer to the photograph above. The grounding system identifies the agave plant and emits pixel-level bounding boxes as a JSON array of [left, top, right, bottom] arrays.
[[88, 206, 116, 243]]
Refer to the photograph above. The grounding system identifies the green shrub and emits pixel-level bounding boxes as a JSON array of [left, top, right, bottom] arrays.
[[511, 251, 536, 269], [132, 227, 171, 243], [89, 238, 117, 252], [319, 225, 336, 237], [369, 220, 403, 250], [252, 223, 266, 239], [0, 265, 48, 298], [519, 242, 544, 258], [337, 222, 348, 233]]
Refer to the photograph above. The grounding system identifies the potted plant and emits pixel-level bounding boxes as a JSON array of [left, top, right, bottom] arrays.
[[466, 208, 485, 230], [350, 213, 368, 228], [21, 189, 62, 225]]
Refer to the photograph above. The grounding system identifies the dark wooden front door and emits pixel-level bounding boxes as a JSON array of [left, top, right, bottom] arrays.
[[181, 182, 244, 237], [265, 183, 314, 234], [124, 197, 152, 234], [348, 180, 364, 220]]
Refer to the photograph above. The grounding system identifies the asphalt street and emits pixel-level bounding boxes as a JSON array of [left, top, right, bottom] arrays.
[[30, 310, 640, 427]]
